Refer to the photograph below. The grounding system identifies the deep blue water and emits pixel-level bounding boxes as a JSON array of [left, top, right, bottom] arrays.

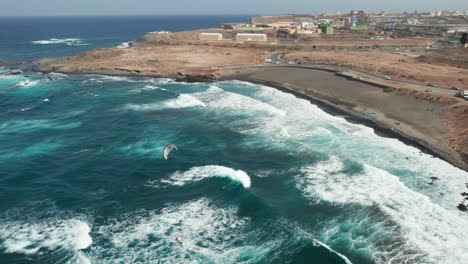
[[0, 15, 252, 61], [0, 16, 468, 264]]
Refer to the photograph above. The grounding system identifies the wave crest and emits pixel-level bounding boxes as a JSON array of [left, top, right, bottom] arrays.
[[162, 165, 251, 188], [124, 94, 206, 111], [297, 157, 468, 263]]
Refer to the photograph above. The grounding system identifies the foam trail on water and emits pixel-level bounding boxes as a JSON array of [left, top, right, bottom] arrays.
[[313, 239, 353, 264], [162, 165, 251, 188], [125, 94, 206, 111]]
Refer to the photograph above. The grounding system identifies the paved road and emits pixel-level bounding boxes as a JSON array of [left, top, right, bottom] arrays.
[[266, 51, 460, 91]]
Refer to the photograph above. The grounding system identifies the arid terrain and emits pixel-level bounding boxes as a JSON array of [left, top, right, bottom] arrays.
[[283, 50, 468, 88], [33, 31, 468, 169], [35, 45, 267, 77]]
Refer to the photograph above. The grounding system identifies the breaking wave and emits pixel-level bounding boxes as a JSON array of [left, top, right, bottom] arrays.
[[0, 219, 91, 255], [296, 157, 468, 263], [162, 165, 251, 188], [128, 85, 167, 93], [15, 79, 40, 87], [88, 198, 273, 263], [124, 94, 206, 111], [192, 86, 285, 116]]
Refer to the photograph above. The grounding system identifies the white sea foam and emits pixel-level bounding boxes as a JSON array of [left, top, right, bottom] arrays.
[[49, 72, 68, 77], [0, 219, 92, 255], [228, 81, 468, 208], [95, 75, 136, 82], [128, 85, 167, 93], [192, 86, 285, 116], [153, 78, 175, 83], [119, 42, 130, 48], [32, 38, 85, 46], [207, 80, 468, 263], [15, 79, 39, 87], [296, 157, 468, 263], [87, 198, 276, 263], [125, 94, 206, 111], [162, 165, 251, 188]]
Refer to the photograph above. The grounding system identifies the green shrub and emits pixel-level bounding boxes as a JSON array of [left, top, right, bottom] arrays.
[[383, 87, 395, 93]]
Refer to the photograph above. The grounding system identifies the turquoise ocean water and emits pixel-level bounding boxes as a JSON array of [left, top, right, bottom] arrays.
[[1, 16, 468, 264]]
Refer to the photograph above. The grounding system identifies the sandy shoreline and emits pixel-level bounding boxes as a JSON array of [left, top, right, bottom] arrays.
[[235, 77, 461, 169], [29, 60, 467, 171], [230, 66, 467, 171]]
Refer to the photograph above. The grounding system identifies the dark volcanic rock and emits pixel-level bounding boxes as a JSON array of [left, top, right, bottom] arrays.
[[176, 74, 217, 83]]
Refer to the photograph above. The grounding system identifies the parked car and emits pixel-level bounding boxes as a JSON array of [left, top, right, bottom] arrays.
[[426, 83, 436, 87], [383, 76, 391, 80]]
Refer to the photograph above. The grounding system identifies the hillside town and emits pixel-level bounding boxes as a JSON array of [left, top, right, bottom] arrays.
[[132, 10, 468, 54], [223, 10, 468, 39]]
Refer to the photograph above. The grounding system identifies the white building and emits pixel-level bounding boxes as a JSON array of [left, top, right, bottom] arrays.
[[199, 33, 223, 41], [235, 33, 267, 42]]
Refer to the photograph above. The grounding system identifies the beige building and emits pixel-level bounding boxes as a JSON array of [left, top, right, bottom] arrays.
[[235, 33, 267, 42], [199, 33, 223, 41]]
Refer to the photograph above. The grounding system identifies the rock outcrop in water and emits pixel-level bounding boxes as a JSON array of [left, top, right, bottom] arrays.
[[176, 72, 217, 83]]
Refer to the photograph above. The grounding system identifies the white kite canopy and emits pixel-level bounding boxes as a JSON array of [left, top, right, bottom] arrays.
[[163, 144, 178, 160]]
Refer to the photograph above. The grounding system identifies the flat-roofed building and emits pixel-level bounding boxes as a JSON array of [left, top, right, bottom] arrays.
[[235, 33, 267, 42], [199, 33, 223, 41]]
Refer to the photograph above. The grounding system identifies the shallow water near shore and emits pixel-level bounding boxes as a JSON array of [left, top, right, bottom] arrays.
[[0, 72, 467, 264]]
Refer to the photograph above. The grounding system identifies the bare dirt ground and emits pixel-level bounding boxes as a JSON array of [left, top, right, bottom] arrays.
[[284, 50, 468, 88], [35, 45, 267, 76], [417, 48, 468, 69]]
